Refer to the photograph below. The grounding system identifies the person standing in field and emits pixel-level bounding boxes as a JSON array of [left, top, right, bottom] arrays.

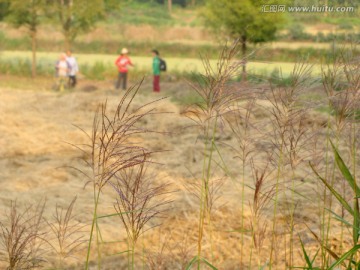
[[115, 48, 134, 90], [66, 50, 79, 88], [55, 53, 70, 92], [152, 49, 161, 92]]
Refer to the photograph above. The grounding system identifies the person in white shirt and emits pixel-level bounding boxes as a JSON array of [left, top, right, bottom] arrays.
[[66, 50, 79, 88]]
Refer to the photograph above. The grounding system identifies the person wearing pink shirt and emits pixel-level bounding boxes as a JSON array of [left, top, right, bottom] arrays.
[[55, 53, 70, 92], [115, 48, 134, 90]]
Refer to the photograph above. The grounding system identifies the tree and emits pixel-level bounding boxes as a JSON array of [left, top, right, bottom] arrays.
[[51, 0, 110, 51], [168, 0, 172, 13], [104, 0, 121, 12], [203, 0, 285, 79], [2, 0, 46, 77], [0, 2, 10, 21]]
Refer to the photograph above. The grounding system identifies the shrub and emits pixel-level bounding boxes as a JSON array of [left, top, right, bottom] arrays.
[[287, 24, 311, 41]]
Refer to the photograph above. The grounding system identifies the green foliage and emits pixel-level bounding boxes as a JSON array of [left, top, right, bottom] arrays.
[[104, 0, 121, 12], [323, 16, 360, 26], [169, 78, 205, 106], [203, 0, 285, 43], [0, 57, 55, 77], [154, 0, 187, 7], [298, 236, 321, 270], [0, 1, 9, 21], [310, 31, 360, 43], [2, 0, 47, 77], [50, 0, 109, 49], [4, 0, 46, 30], [287, 24, 311, 41], [80, 61, 108, 80], [338, 21, 354, 30], [111, 1, 174, 26], [0, 34, 28, 51]]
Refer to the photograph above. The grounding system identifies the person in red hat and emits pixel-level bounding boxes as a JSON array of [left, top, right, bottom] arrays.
[[115, 48, 134, 90]]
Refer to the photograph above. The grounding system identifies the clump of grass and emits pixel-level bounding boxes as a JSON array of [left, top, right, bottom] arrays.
[[314, 45, 360, 267], [45, 197, 85, 269], [226, 97, 258, 267], [310, 141, 360, 269], [112, 160, 172, 269], [266, 62, 314, 267], [80, 61, 111, 81], [76, 80, 167, 269], [0, 200, 47, 270], [184, 39, 243, 269]]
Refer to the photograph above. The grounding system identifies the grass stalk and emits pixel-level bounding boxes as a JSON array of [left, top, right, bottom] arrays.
[[85, 188, 101, 269], [80, 81, 161, 269], [184, 40, 242, 269], [269, 142, 284, 269], [197, 115, 218, 269]]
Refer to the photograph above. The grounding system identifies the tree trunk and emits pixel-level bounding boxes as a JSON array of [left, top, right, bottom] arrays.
[[168, 0, 172, 14], [31, 30, 37, 78], [241, 35, 247, 81], [64, 33, 71, 51]]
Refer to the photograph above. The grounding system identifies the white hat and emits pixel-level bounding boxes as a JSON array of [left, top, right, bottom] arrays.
[[121, 48, 129, 54]]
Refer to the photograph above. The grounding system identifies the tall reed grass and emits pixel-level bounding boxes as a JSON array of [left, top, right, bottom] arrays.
[[1, 42, 360, 269], [72, 80, 172, 269], [184, 40, 243, 269]]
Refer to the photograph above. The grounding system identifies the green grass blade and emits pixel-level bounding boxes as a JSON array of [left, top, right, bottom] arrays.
[[101, 240, 126, 244], [288, 186, 309, 201], [297, 236, 320, 269], [311, 249, 320, 266], [97, 209, 141, 219], [109, 250, 131, 256], [299, 235, 313, 268], [200, 257, 218, 270], [97, 213, 121, 219], [354, 200, 360, 244], [310, 162, 354, 216], [305, 223, 340, 262], [97, 222, 104, 243], [330, 140, 360, 196], [328, 245, 360, 269], [185, 256, 198, 270], [326, 208, 352, 227], [330, 140, 360, 243]]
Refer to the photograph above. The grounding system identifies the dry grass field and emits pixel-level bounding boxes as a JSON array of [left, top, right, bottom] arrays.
[[1, 66, 358, 269], [1, 2, 360, 268]]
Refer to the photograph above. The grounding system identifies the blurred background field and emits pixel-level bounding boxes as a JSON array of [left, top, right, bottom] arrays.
[[0, 0, 358, 84], [0, 50, 324, 80]]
